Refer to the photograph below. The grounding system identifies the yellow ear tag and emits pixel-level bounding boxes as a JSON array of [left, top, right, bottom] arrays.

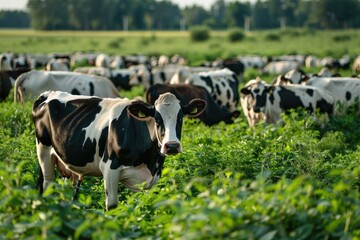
[[191, 108, 198, 114], [138, 111, 146, 118]]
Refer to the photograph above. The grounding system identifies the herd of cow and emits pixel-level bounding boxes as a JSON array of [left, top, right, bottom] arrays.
[[1, 51, 360, 209]]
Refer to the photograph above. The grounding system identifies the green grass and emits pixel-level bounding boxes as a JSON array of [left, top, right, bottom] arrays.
[[1, 29, 360, 239], [1, 29, 359, 64]]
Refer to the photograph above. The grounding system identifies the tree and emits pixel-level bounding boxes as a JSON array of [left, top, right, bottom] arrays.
[[226, 1, 251, 28], [182, 5, 210, 27], [308, 0, 360, 29]]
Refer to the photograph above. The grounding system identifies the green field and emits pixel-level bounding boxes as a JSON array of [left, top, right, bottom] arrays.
[[1, 29, 360, 239], [1, 29, 360, 65]]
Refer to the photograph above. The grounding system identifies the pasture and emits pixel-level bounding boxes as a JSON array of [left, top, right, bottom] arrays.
[[1, 29, 360, 239]]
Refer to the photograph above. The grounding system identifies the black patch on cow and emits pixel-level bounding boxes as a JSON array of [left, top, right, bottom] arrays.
[[89, 82, 94, 96], [199, 76, 214, 93], [215, 84, 221, 95], [107, 107, 155, 169], [226, 89, 231, 99], [98, 127, 108, 158], [111, 74, 132, 90], [160, 71, 166, 82], [217, 100, 222, 106], [71, 89, 81, 95], [277, 87, 305, 111], [346, 91, 352, 101], [306, 89, 314, 97], [33, 97, 103, 167], [316, 99, 334, 115]]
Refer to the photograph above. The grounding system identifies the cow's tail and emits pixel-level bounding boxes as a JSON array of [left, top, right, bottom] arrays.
[[13, 71, 30, 102]]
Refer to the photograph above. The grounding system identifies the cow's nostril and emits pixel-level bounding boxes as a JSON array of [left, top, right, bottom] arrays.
[[164, 142, 180, 155]]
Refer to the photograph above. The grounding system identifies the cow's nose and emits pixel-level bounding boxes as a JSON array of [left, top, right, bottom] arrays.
[[164, 142, 181, 155]]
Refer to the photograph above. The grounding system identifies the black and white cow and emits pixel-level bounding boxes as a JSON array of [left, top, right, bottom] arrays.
[[240, 79, 334, 125], [45, 58, 70, 71], [185, 68, 240, 117], [146, 83, 238, 126], [14, 70, 120, 102], [261, 60, 301, 75], [306, 76, 360, 113], [32, 91, 206, 210], [0, 68, 31, 101]]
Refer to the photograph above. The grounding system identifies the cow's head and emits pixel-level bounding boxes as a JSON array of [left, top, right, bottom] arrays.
[[240, 79, 273, 113], [128, 93, 206, 155]]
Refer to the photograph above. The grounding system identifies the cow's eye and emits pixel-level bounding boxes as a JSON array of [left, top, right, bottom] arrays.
[[254, 89, 259, 94]]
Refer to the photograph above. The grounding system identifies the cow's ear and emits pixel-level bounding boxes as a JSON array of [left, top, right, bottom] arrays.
[[182, 99, 207, 117], [128, 101, 155, 120]]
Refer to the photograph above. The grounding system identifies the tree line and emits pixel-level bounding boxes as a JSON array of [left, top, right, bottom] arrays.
[[1, 0, 359, 30]]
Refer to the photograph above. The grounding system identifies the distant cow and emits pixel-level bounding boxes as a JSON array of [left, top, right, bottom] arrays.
[[95, 53, 110, 68], [307, 76, 360, 113], [185, 68, 240, 117], [0, 53, 13, 71], [74, 66, 136, 90], [146, 83, 239, 126], [14, 70, 120, 102], [45, 58, 70, 71], [240, 79, 334, 125], [0, 68, 31, 101], [212, 59, 245, 76], [32, 91, 206, 210], [262, 60, 300, 75]]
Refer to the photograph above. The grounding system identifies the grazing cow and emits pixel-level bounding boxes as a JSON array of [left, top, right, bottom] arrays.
[[212, 59, 245, 76], [95, 54, 110, 68], [146, 83, 239, 126], [272, 68, 310, 85], [169, 66, 218, 84], [0, 53, 13, 71], [130, 64, 182, 90], [240, 79, 334, 125], [0, 68, 31, 101], [273, 67, 338, 86], [14, 70, 120, 102], [307, 76, 360, 113], [32, 91, 206, 210], [238, 55, 267, 69], [240, 79, 266, 127], [45, 58, 70, 71], [74, 66, 135, 90], [262, 60, 301, 75], [185, 68, 240, 117]]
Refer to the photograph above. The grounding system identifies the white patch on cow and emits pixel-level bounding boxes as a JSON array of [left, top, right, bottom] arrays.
[[81, 98, 130, 159]]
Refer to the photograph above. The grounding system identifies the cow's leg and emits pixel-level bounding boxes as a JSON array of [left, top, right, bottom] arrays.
[[103, 167, 120, 211], [72, 176, 83, 201], [36, 140, 55, 193]]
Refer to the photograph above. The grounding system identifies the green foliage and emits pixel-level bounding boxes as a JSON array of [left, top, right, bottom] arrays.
[[228, 28, 245, 42], [1, 98, 360, 238], [190, 26, 211, 42], [264, 32, 281, 41]]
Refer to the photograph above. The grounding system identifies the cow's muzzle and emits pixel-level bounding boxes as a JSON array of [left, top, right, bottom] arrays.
[[163, 141, 181, 155]]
